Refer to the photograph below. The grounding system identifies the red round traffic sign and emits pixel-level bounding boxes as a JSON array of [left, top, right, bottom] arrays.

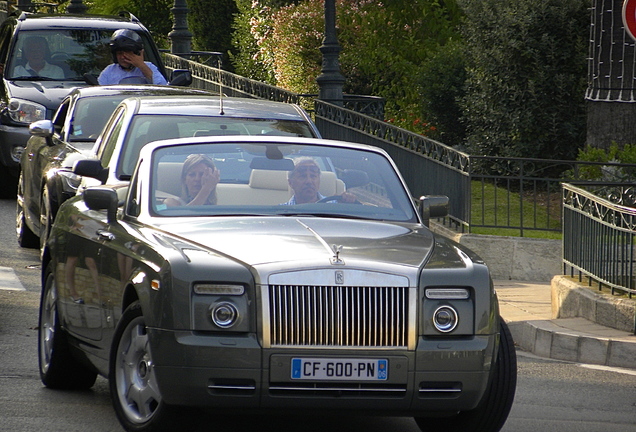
[[623, 0, 636, 41]]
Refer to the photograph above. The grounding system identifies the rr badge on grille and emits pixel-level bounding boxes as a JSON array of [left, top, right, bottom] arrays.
[[335, 270, 344, 284]]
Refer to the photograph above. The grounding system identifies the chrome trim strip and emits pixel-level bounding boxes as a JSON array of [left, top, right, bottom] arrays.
[[419, 388, 462, 393], [208, 384, 257, 391]]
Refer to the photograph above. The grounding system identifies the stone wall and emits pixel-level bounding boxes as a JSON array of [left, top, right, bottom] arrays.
[[430, 222, 561, 282]]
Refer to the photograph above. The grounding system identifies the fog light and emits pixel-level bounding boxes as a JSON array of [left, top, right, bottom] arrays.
[[211, 302, 238, 328], [433, 306, 458, 333]]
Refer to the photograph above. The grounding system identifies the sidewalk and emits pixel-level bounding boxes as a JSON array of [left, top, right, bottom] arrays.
[[496, 279, 636, 369]]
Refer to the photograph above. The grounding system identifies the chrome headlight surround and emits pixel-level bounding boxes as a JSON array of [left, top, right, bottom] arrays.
[[432, 305, 459, 333], [191, 283, 250, 332], [422, 287, 474, 335], [210, 301, 239, 328]]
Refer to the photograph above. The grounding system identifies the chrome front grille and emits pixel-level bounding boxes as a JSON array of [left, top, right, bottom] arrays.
[[268, 285, 409, 348]]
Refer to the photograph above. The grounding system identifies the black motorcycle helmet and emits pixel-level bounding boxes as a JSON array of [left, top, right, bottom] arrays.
[[109, 29, 143, 62]]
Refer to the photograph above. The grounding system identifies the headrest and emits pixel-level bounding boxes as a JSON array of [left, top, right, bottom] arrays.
[[249, 169, 289, 190]]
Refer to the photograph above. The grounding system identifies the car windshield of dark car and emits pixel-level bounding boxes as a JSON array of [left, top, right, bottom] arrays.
[[6, 29, 156, 81], [149, 142, 417, 223], [69, 95, 132, 142], [117, 115, 318, 177]]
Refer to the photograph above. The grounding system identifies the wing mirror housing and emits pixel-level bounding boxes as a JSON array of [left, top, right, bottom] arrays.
[[169, 69, 192, 87], [83, 187, 119, 223], [419, 195, 449, 227], [73, 159, 109, 184], [29, 119, 54, 140]]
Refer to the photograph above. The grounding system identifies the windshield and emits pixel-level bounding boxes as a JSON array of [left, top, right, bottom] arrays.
[[70, 95, 132, 141], [6, 29, 158, 80], [117, 115, 318, 177], [149, 142, 417, 223]]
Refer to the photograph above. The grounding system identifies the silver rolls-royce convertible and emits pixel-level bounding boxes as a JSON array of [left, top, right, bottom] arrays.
[[39, 135, 516, 432]]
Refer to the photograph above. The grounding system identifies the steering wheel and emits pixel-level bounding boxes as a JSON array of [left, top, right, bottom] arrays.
[[317, 195, 361, 204], [317, 195, 343, 203]]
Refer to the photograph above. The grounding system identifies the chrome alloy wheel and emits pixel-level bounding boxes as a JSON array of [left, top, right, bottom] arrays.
[[114, 315, 161, 424]]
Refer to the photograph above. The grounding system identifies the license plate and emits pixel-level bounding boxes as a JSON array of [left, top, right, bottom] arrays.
[[291, 358, 388, 381]]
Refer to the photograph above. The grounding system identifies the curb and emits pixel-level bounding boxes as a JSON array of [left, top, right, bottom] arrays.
[[508, 318, 636, 369]]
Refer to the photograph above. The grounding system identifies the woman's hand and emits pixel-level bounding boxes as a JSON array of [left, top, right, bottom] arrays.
[[200, 166, 220, 194]]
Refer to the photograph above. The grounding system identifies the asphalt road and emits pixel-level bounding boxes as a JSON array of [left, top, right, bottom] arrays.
[[1, 196, 636, 432]]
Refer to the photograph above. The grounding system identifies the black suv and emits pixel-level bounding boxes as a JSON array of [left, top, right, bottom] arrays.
[[0, 11, 170, 196]]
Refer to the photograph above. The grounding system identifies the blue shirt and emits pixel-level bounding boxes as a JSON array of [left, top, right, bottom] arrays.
[[97, 62, 167, 85]]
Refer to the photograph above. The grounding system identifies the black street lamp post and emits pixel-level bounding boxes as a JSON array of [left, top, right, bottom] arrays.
[[66, 0, 88, 14], [169, 0, 193, 56], [317, 0, 345, 105], [16, 0, 33, 12]]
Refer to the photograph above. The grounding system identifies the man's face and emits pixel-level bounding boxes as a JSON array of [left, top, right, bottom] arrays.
[[288, 162, 321, 204], [25, 41, 46, 63], [115, 50, 137, 68]]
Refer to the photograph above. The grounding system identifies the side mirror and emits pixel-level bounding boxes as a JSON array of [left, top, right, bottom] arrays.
[[29, 120, 54, 138], [83, 73, 99, 85], [169, 69, 192, 87], [419, 195, 449, 227], [83, 187, 118, 223], [73, 159, 109, 184]]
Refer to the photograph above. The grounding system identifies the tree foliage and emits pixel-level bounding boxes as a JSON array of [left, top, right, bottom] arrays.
[[87, 0, 592, 160], [459, 0, 589, 159], [86, 0, 173, 47], [188, 0, 237, 67]]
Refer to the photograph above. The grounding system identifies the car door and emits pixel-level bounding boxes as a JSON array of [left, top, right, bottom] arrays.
[[59, 205, 109, 342]]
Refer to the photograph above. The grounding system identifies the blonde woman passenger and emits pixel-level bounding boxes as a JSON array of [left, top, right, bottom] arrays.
[[164, 154, 220, 207]]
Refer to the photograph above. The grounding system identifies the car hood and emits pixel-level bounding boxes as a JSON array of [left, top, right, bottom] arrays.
[[6, 79, 85, 110], [158, 217, 435, 270]]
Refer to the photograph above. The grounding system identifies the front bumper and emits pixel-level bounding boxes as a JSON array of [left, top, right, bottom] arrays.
[[150, 329, 497, 415], [0, 123, 29, 175]]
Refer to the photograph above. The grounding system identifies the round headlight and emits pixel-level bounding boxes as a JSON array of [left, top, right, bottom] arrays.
[[211, 302, 239, 328], [432, 306, 458, 333]]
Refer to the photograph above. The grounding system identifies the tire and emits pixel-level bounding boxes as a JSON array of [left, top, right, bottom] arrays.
[[38, 263, 98, 389], [16, 173, 39, 248], [110, 302, 197, 432], [414, 318, 517, 432]]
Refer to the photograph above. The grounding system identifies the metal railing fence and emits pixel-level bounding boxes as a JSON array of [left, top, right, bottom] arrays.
[[562, 183, 636, 298], [314, 100, 471, 230], [316, 100, 636, 236], [163, 54, 302, 103]]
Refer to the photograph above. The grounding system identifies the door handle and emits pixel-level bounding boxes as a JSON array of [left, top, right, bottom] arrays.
[[97, 230, 115, 241]]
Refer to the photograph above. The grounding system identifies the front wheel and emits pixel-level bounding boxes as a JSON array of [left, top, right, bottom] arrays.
[[38, 263, 98, 389], [110, 302, 197, 432], [414, 318, 517, 432]]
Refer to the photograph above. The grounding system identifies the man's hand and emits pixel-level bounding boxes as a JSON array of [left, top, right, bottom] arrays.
[[118, 49, 153, 82]]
